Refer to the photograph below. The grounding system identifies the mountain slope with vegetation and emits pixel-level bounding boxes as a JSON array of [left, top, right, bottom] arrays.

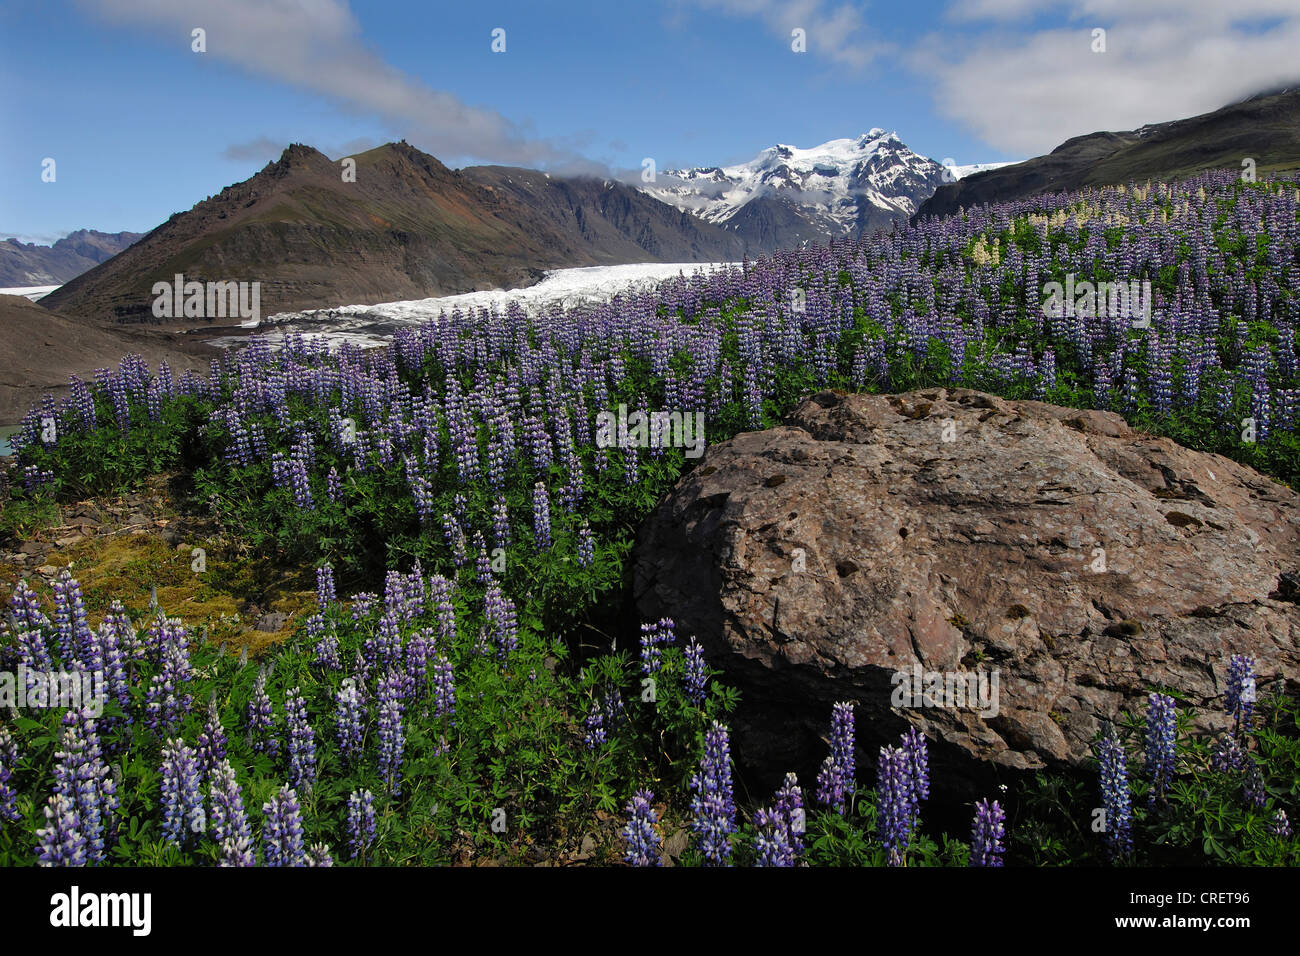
[[918, 88, 1300, 220]]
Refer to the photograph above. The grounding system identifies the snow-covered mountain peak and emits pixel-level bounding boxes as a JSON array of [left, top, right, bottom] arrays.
[[643, 131, 949, 236], [635, 131, 1016, 248], [730, 130, 902, 179]]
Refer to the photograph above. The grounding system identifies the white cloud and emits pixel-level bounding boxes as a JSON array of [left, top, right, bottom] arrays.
[[81, 0, 578, 166], [922, 1, 1300, 155], [680, 0, 887, 68]]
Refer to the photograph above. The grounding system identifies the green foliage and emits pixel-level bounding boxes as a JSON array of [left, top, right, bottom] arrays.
[[0, 485, 60, 542], [1009, 690, 1300, 866]]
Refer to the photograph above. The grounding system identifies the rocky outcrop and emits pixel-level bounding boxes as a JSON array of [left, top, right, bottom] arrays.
[[634, 388, 1300, 793]]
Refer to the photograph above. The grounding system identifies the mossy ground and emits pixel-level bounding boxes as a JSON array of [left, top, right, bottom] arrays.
[[0, 471, 315, 656]]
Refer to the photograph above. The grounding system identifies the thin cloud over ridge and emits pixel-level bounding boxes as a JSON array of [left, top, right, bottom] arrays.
[[82, 0, 585, 167], [922, 0, 1300, 155]]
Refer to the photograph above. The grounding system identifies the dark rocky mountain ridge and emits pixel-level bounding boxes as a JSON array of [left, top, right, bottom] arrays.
[[917, 87, 1300, 220]]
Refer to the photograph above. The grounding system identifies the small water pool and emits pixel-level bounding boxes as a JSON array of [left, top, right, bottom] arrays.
[[0, 425, 19, 458]]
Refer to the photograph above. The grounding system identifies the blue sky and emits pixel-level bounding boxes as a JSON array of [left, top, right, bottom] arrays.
[[3, 0, 1299, 242]]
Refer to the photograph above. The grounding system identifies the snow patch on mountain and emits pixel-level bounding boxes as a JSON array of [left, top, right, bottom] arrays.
[[944, 162, 1016, 180], [0, 285, 60, 301]]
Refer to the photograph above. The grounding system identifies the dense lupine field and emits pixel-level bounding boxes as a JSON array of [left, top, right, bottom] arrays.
[[1, 169, 1299, 865], [0, 572, 1294, 865]]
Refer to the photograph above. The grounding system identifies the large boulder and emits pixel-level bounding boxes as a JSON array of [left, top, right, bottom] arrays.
[[634, 388, 1300, 794]]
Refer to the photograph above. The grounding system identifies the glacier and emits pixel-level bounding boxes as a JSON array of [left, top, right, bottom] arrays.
[[205, 262, 740, 350]]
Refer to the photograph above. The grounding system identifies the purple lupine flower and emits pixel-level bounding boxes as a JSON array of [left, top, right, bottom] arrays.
[[475, 538, 493, 585], [52, 709, 116, 863], [142, 609, 169, 664], [0, 728, 20, 823], [816, 702, 855, 814], [815, 755, 844, 816], [376, 669, 406, 796], [1211, 732, 1247, 773], [335, 678, 365, 764], [350, 591, 377, 622], [382, 570, 410, 623], [196, 695, 229, 783], [898, 726, 927, 836], [36, 793, 88, 867], [621, 444, 639, 485], [160, 737, 204, 846], [688, 721, 736, 866], [491, 499, 511, 552], [404, 628, 430, 699], [577, 526, 595, 568], [583, 697, 606, 750], [20, 465, 55, 492], [1144, 693, 1176, 804], [288, 457, 313, 509], [1242, 756, 1267, 809], [306, 843, 333, 867], [68, 375, 96, 430], [346, 788, 377, 861], [262, 784, 307, 867], [326, 466, 343, 504], [1225, 654, 1256, 736], [901, 726, 928, 802], [285, 688, 317, 793], [772, 772, 806, 859], [316, 564, 336, 609], [429, 575, 457, 646], [367, 610, 403, 675], [86, 605, 132, 735], [876, 745, 913, 867], [52, 570, 92, 665], [430, 654, 456, 724], [638, 617, 675, 676], [247, 666, 279, 756], [970, 798, 1006, 867], [1269, 809, 1292, 839], [209, 759, 255, 867], [8, 579, 53, 669], [483, 584, 519, 659], [532, 481, 552, 549], [683, 637, 707, 705], [622, 789, 662, 866], [85, 718, 119, 858], [442, 512, 467, 566], [20, 464, 55, 492], [402, 563, 426, 619], [143, 618, 193, 736], [753, 806, 798, 867], [1097, 731, 1133, 863], [602, 684, 627, 733], [312, 615, 341, 671], [350, 650, 370, 706]]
